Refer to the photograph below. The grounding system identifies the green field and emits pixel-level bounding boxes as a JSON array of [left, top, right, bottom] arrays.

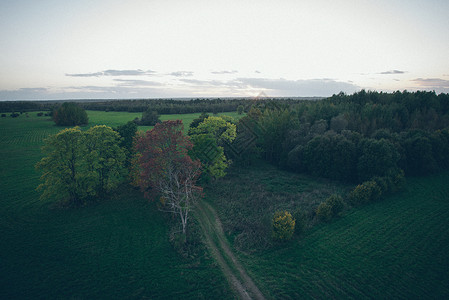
[[86, 110, 242, 132], [226, 170, 449, 298], [1, 111, 448, 299], [0, 112, 232, 299]]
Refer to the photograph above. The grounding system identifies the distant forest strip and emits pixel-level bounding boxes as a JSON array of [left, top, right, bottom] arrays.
[[0, 97, 317, 114]]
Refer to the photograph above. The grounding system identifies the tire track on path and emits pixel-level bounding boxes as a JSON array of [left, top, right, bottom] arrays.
[[196, 199, 266, 300]]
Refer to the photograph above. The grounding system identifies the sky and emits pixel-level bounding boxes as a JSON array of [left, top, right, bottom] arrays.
[[1, 0, 449, 100]]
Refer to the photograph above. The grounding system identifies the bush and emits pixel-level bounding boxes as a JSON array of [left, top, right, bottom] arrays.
[[316, 202, 333, 222], [272, 211, 295, 241], [348, 180, 381, 206], [316, 194, 345, 222], [37, 112, 44, 117], [1, 114, 6, 117]]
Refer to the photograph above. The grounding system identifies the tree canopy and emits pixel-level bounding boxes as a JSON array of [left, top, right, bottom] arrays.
[[133, 120, 202, 234], [52, 102, 88, 126], [188, 116, 236, 180], [36, 126, 126, 206]]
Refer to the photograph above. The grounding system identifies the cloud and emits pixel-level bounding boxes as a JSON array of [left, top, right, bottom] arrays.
[[0, 77, 360, 100], [66, 69, 156, 77], [411, 78, 449, 93], [169, 71, 194, 77], [235, 78, 360, 97], [103, 69, 155, 76], [178, 78, 235, 87], [177, 77, 360, 97], [113, 79, 164, 87], [380, 70, 406, 75], [0, 87, 50, 100], [168, 71, 193, 77], [211, 70, 238, 75], [65, 72, 103, 77]]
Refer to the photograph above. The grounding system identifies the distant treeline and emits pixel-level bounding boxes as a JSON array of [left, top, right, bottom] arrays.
[[0, 98, 315, 114], [233, 90, 449, 183]]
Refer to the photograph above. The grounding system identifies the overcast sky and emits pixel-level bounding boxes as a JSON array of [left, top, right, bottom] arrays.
[[1, 0, 448, 100]]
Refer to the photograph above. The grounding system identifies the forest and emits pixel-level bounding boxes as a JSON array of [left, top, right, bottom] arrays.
[[239, 90, 449, 179]]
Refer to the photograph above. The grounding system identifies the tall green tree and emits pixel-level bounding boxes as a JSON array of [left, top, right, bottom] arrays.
[[36, 127, 88, 206], [85, 125, 127, 197], [188, 116, 236, 179], [36, 126, 127, 206], [114, 121, 138, 167]]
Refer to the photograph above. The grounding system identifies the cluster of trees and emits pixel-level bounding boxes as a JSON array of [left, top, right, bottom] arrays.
[[232, 90, 449, 183], [36, 90, 449, 239], [53, 102, 88, 126], [36, 126, 127, 206], [134, 108, 161, 125], [37, 110, 239, 236], [0, 101, 54, 113]]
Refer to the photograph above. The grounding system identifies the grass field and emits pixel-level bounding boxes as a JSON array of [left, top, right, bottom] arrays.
[[0, 112, 233, 299], [86, 110, 242, 133], [226, 170, 449, 298]]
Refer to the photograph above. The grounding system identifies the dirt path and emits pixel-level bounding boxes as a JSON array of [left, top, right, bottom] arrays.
[[195, 199, 266, 300]]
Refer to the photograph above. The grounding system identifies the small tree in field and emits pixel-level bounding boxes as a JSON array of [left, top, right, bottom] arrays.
[[134, 120, 202, 235], [139, 108, 160, 126], [272, 211, 295, 241]]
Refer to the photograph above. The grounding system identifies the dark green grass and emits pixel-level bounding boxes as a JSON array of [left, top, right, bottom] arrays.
[[0, 113, 231, 299], [205, 162, 352, 252], [233, 171, 449, 299]]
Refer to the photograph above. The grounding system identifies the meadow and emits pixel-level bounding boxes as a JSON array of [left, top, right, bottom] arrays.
[[0, 112, 233, 299], [1, 110, 448, 299], [210, 167, 449, 298]]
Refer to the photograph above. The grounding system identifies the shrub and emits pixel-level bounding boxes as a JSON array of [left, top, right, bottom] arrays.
[[37, 112, 44, 117], [348, 180, 381, 206], [272, 211, 295, 241], [316, 202, 332, 222], [316, 194, 345, 222], [1, 114, 6, 117]]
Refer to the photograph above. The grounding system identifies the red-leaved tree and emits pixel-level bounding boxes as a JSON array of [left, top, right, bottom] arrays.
[[134, 120, 202, 234]]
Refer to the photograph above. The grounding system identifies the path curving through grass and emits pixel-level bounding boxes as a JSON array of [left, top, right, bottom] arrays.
[[195, 199, 266, 300]]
